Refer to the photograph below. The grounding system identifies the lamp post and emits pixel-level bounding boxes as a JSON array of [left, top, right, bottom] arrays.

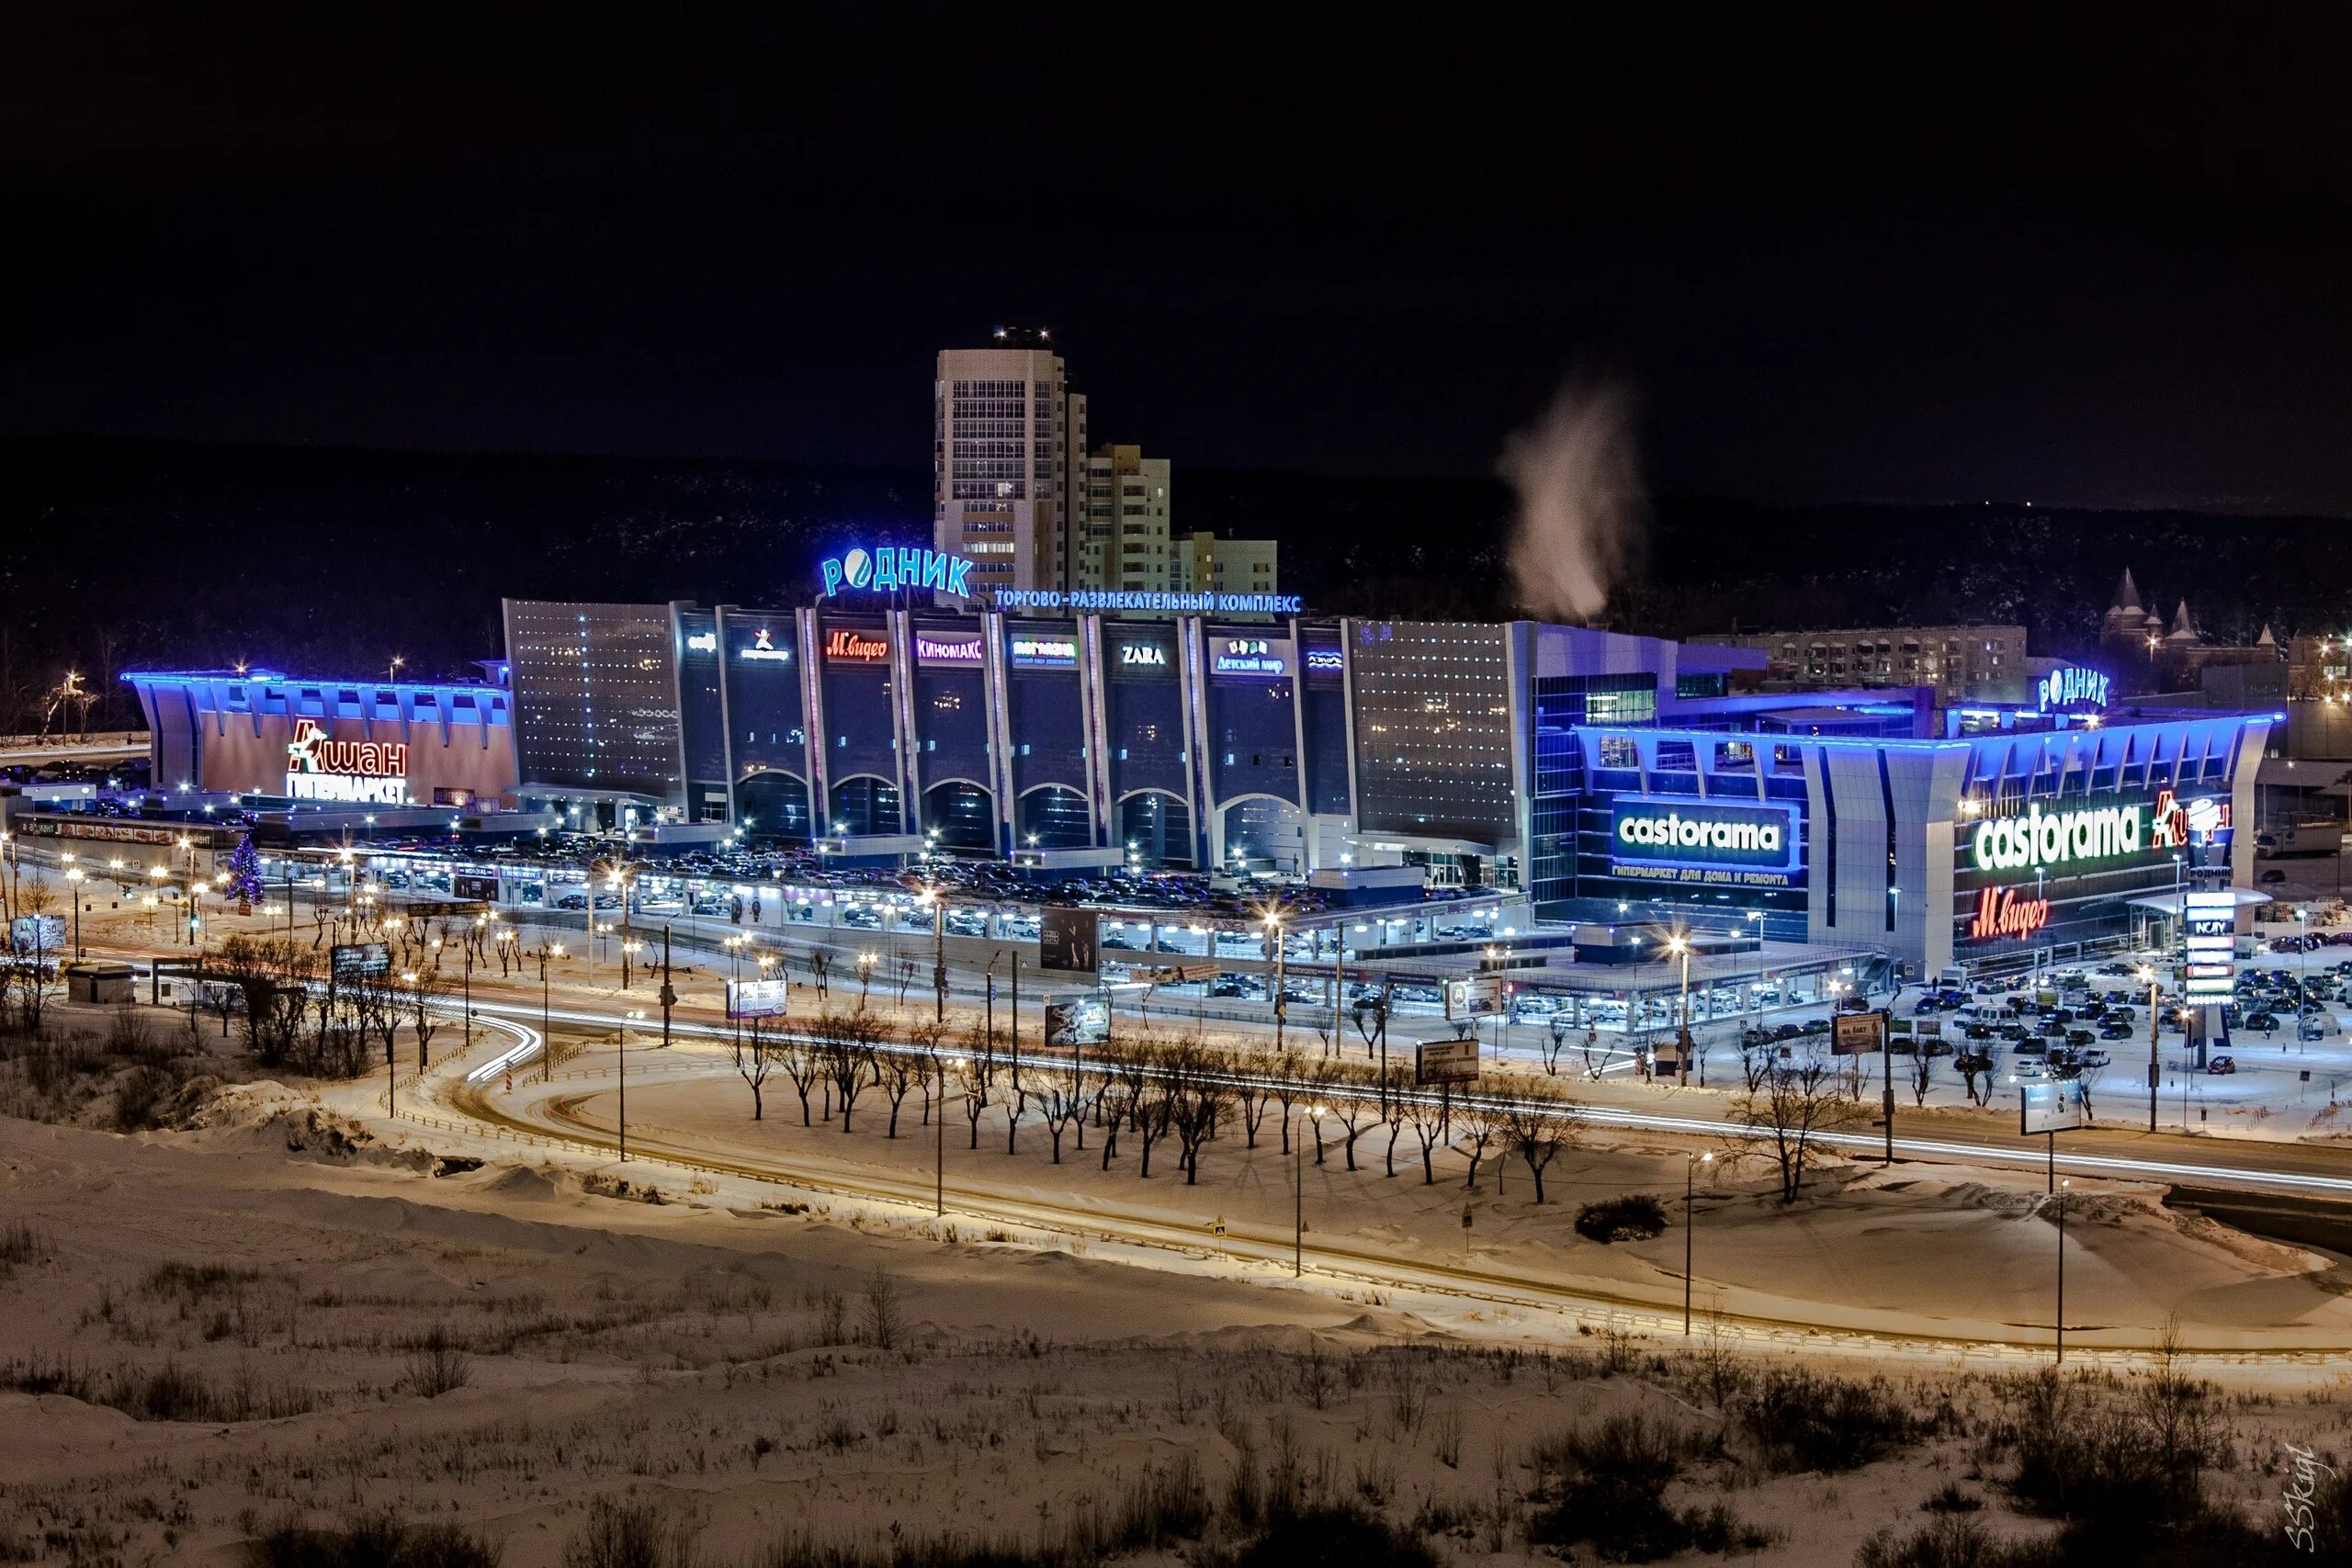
[[64, 864, 85, 957], [618, 1008, 645, 1162], [2138, 964, 2160, 1133], [2054, 1178, 2069, 1366], [539, 942, 565, 1082], [921, 886, 947, 1023], [936, 1052, 966, 1216], [1666, 931, 1691, 1083], [1295, 1104, 1326, 1278], [1262, 903, 1289, 1054], [1684, 1150, 1713, 1335]]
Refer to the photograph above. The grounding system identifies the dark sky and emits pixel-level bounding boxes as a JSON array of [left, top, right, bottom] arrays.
[[7, 9, 2352, 509]]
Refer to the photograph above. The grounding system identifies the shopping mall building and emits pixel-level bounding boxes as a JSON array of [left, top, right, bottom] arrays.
[[116, 571, 2274, 977]]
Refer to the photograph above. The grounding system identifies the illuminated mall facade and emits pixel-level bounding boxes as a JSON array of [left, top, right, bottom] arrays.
[[117, 551, 2273, 977]]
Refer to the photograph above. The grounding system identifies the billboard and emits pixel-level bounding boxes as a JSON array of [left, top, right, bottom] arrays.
[[1039, 908, 1099, 975], [1044, 996, 1109, 1047], [1608, 798, 1799, 888], [1444, 975, 1503, 1019], [453, 874, 499, 903], [2021, 1077, 2086, 1136], [331, 942, 391, 981], [1416, 1038, 1480, 1085], [1830, 1010, 1885, 1056], [9, 915, 64, 954], [727, 977, 790, 1020], [2182, 890, 2237, 1002]]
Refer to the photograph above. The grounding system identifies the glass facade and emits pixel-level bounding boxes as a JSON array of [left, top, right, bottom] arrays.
[[1349, 620, 1517, 845], [503, 599, 683, 805]]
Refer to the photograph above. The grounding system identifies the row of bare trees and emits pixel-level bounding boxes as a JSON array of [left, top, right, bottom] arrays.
[[727, 1012, 1611, 1201], [202, 935, 458, 1080]]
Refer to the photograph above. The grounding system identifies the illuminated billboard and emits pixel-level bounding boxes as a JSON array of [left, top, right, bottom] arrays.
[[1607, 798, 1799, 888]]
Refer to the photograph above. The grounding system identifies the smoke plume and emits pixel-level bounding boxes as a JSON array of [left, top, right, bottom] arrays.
[[1498, 379, 1647, 623]]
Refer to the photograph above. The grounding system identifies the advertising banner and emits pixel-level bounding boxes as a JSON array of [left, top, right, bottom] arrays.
[[9, 915, 64, 954], [1415, 1038, 1480, 1086], [1608, 797, 1799, 888], [1045, 996, 1109, 1047], [1039, 908, 1100, 975], [2183, 890, 2238, 1001], [1008, 633, 1080, 669], [1444, 975, 1503, 1020], [913, 630, 985, 668], [2020, 1077, 2086, 1136], [726, 977, 790, 1020], [1830, 1010, 1886, 1056], [452, 874, 499, 903], [331, 942, 391, 981]]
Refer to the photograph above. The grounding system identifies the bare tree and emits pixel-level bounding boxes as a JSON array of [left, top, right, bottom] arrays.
[[1034, 1049, 1087, 1165], [406, 970, 453, 1071], [1378, 1066, 1411, 1176], [805, 948, 832, 1003], [1408, 1084, 1451, 1185], [956, 1035, 995, 1151], [1499, 1082, 1577, 1203], [1731, 1047, 1863, 1203], [735, 1016, 777, 1121], [1458, 1090, 1496, 1189], [820, 1010, 881, 1133], [780, 1028, 826, 1127], [1165, 1040, 1230, 1185], [879, 1023, 939, 1137], [1267, 1047, 1306, 1154], [1127, 1042, 1175, 1178], [1235, 1068, 1275, 1149], [1317, 1061, 1374, 1172]]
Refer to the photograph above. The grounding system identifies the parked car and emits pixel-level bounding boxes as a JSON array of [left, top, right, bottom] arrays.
[[2244, 1010, 2281, 1032], [2099, 1021, 2135, 1041], [2208, 1055, 2238, 1076], [1837, 995, 1871, 1014]]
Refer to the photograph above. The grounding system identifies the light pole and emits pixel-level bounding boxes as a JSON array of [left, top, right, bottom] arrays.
[[937, 1052, 966, 1216], [1295, 1104, 1326, 1277], [64, 864, 85, 957], [2138, 964, 2160, 1133], [921, 886, 947, 1023], [618, 1008, 645, 1162], [1666, 932, 1691, 1083], [539, 942, 565, 1082], [1684, 1150, 1713, 1335], [2054, 1178, 2069, 1365], [1263, 903, 1289, 1054]]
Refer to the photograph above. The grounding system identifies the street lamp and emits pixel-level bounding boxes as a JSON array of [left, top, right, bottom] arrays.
[[1684, 1150, 1713, 1335], [1296, 1104, 1327, 1277], [1261, 901, 1290, 1054], [2054, 1178, 2069, 1365], [63, 865, 85, 957], [618, 1008, 647, 1162], [937, 1052, 967, 1216], [2137, 964, 2161, 1133], [918, 885, 947, 1022], [1665, 931, 1692, 1083], [539, 942, 566, 1081]]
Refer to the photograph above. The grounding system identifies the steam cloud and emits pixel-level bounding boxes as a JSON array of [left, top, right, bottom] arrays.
[[1498, 380, 1647, 623]]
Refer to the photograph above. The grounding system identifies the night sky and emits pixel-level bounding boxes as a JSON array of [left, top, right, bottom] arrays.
[[7, 11, 2351, 510]]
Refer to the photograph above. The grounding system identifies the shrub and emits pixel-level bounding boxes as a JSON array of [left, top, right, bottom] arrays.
[[1233, 1503, 1438, 1568], [1527, 1413, 1709, 1562], [1575, 1194, 1669, 1244], [114, 1064, 171, 1130], [1856, 1515, 2044, 1568], [1741, 1368, 1917, 1473], [565, 1495, 699, 1568], [401, 1328, 472, 1399], [246, 1512, 500, 1567]]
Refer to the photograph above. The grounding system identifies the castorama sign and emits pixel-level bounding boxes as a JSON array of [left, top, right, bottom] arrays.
[[1608, 798, 1799, 887], [821, 546, 975, 600]]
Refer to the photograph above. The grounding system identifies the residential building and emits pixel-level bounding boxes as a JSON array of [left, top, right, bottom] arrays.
[[1175, 532, 1279, 600], [1077, 444, 1173, 592], [1688, 625, 2027, 705], [933, 329, 1088, 595]]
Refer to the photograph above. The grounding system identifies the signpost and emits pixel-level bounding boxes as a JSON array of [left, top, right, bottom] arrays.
[[1832, 1010, 1894, 1163], [1415, 1038, 1480, 1086], [1044, 995, 1109, 1047], [1038, 908, 1100, 976], [330, 942, 390, 981], [2021, 1077, 2086, 1194], [726, 977, 790, 1020], [1444, 975, 1504, 1021]]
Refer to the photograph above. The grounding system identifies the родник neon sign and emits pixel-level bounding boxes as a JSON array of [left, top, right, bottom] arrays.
[[821, 547, 976, 600], [2035, 666, 2110, 711]]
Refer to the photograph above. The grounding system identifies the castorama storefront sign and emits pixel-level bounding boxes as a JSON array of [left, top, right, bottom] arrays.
[[1608, 798, 1800, 888], [1970, 799, 2144, 874], [821, 546, 975, 600]]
